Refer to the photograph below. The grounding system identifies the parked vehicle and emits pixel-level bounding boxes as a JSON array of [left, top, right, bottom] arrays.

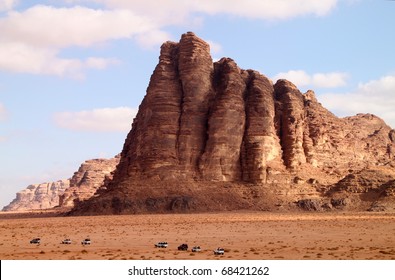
[[178, 244, 188, 251], [30, 238, 41, 244], [155, 242, 168, 248], [61, 238, 72, 244], [213, 247, 225, 255], [192, 246, 201, 252], [81, 238, 91, 245]]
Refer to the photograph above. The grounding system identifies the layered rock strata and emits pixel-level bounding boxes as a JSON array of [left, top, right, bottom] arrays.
[[3, 156, 119, 211], [71, 32, 395, 214], [59, 156, 120, 207], [110, 32, 394, 185], [3, 180, 70, 211]]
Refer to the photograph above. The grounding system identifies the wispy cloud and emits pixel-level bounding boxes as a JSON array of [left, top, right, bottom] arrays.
[[0, 6, 164, 48], [0, 1, 339, 78], [0, 42, 120, 78], [0, 5, 169, 77], [67, 0, 338, 21], [0, 0, 17, 12], [206, 40, 222, 54], [134, 30, 173, 50], [53, 107, 137, 132], [319, 75, 395, 128], [273, 70, 349, 89], [192, 0, 338, 20]]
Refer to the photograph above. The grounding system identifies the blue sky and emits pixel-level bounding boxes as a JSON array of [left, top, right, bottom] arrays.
[[1, 0, 394, 208]]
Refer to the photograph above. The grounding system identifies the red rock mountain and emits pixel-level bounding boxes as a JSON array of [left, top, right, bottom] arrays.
[[71, 32, 395, 215], [59, 156, 120, 207]]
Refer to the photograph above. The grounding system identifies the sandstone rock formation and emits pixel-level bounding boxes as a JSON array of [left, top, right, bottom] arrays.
[[326, 164, 395, 211], [3, 156, 119, 211], [58, 156, 120, 207], [2, 180, 70, 211], [70, 32, 395, 215]]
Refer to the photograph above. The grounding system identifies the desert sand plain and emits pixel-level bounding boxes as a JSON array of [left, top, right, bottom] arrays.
[[0, 211, 394, 260]]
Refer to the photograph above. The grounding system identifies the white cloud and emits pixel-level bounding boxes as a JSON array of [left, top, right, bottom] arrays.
[[0, 5, 169, 77], [0, 102, 8, 121], [0, 1, 339, 77], [273, 70, 349, 88], [273, 70, 311, 87], [53, 107, 137, 132], [0, 0, 17, 12], [206, 40, 222, 54], [319, 75, 395, 128], [65, 0, 200, 25], [193, 0, 338, 20], [69, 0, 338, 21], [312, 72, 349, 88], [134, 30, 173, 50], [0, 6, 162, 48], [84, 57, 120, 70], [0, 42, 119, 78]]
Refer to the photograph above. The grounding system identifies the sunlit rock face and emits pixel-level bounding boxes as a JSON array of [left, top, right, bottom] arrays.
[[70, 32, 395, 215], [3, 180, 70, 211]]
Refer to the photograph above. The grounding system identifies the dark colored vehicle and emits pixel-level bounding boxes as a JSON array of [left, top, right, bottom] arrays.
[[178, 244, 188, 251], [30, 238, 41, 244]]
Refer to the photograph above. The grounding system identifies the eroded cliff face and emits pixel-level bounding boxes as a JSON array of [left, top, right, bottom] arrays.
[[3, 180, 70, 211], [71, 32, 395, 215], [111, 32, 394, 185], [111, 33, 285, 185], [3, 156, 119, 212], [59, 156, 120, 207]]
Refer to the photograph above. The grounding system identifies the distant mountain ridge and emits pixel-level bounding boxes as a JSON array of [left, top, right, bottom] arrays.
[[3, 180, 70, 211], [2, 156, 119, 212]]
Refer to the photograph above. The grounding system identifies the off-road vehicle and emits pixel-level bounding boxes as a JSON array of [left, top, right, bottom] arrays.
[[30, 238, 40, 244], [178, 244, 188, 251], [214, 248, 225, 255], [81, 238, 91, 245], [155, 242, 168, 248], [192, 246, 201, 252], [62, 238, 72, 244]]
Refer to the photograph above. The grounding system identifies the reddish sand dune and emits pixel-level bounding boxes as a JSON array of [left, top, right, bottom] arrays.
[[0, 211, 394, 260]]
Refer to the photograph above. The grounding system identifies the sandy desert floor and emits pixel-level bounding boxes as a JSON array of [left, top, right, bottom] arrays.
[[0, 211, 394, 260]]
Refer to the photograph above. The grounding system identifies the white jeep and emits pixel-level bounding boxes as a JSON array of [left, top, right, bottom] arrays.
[[81, 238, 91, 245], [155, 242, 168, 248], [192, 246, 202, 252], [214, 248, 225, 255], [62, 238, 72, 244]]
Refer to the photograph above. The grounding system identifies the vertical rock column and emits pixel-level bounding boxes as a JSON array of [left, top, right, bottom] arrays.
[[242, 71, 282, 182], [199, 58, 246, 181], [274, 80, 307, 169], [177, 32, 214, 177], [112, 41, 183, 180]]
